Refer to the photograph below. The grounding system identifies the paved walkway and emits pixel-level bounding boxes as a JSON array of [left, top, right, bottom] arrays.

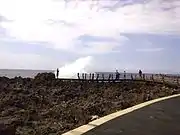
[[84, 96, 180, 135]]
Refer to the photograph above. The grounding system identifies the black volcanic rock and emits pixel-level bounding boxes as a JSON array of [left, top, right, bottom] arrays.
[[0, 73, 179, 134], [34, 72, 55, 81], [33, 72, 55, 86]]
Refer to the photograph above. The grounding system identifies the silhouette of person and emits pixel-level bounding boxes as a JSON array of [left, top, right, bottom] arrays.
[[89, 73, 91, 80], [85, 73, 87, 80], [77, 73, 80, 79], [139, 70, 142, 78], [124, 71, 126, 79], [92, 73, 94, 80], [115, 70, 120, 80], [96, 74, 99, 80], [82, 73, 84, 80], [56, 68, 59, 79]]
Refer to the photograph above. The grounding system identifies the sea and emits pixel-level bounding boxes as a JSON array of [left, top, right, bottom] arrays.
[[0, 69, 53, 78], [0, 69, 179, 79], [0, 69, 140, 79]]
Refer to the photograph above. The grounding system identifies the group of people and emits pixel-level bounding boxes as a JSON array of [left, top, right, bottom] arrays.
[[115, 69, 143, 80], [55, 68, 143, 80]]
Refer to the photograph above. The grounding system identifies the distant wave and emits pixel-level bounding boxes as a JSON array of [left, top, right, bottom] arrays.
[[55, 56, 94, 79]]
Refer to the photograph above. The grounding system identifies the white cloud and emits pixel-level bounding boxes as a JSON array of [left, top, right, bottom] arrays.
[[75, 35, 128, 54], [136, 48, 164, 52], [0, 0, 180, 54]]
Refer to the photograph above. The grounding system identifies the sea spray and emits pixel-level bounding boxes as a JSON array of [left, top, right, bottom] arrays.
[[55, 56, 94, 78]]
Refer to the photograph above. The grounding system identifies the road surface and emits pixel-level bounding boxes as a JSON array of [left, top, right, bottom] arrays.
[[84, 96, 180, 135]]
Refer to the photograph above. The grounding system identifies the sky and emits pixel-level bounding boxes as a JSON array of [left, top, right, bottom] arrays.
[[0, 0, 180, 73]]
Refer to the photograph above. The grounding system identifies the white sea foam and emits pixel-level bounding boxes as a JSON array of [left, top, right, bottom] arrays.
[[55, 56, 93, 78]]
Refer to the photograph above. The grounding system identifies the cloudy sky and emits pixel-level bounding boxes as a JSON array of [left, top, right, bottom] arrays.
[[0, 0, 180, 73]]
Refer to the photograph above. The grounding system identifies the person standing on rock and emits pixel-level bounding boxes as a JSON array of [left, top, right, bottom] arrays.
[[77, 73, 80, 79], [139, 70, 142, 78], [115, 70, 120, 80], [56, 68, 59, 79], [124, 71, 126, 79]]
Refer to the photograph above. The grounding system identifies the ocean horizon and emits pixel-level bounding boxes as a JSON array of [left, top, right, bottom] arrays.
[[0, 69, 53, 78], [0, 69, 179, 79]]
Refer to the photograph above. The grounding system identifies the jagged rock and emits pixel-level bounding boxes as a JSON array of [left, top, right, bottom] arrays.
[[0, 124, 16, 135], [0, 74, 179, 134], [33, 72, 55, 86], [34, 72, 55, 81]]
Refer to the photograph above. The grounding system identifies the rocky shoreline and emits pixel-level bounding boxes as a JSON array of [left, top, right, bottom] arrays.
[[0, 73, 179, 135]]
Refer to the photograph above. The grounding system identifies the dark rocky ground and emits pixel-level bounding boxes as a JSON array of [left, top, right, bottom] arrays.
[[0, 73, 179, 135]]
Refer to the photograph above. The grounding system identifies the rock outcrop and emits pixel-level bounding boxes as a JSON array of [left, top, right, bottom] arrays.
[[0, 73, 179, 134]]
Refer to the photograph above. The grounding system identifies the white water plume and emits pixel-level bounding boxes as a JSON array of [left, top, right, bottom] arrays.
[[55, 56, 94, 78]]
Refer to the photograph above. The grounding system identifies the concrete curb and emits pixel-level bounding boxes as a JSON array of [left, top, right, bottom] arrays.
[[62, 94, 180, 135]]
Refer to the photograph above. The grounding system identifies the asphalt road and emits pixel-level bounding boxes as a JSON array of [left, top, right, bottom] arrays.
[[84, 96, 180, 135]]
